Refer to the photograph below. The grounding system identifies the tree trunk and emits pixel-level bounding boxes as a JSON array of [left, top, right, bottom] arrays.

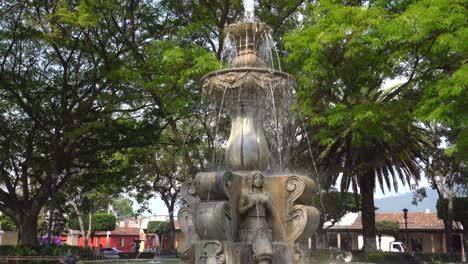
[[87, 213, 93, 249], [446, 182, 454, 256], [359, 174, 377, 252], [18, 213, 39, 246], [70, 201, 89, 248], [463, 227, 468, 261], [168, 206, 175, 251], [158, 233, 163, 253], [378, 235, 382, 251]]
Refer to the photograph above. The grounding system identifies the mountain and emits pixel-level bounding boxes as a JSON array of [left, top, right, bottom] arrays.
[[375, 187, 438, 213]]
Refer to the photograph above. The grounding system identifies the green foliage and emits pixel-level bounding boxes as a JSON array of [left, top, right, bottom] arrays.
[[0, 245, 94, 258], [436, 197, 468, 224], [310, 250, 349, 263], [355, 251, 462, 263], [313, 191, 360, 225], [146, 221, 172, 235], [358, 252, 410, 263], [0, 213, 17, 231], [68, 213, 116, 232], [285, 0, 433, 192], [92, 213, 116, 232], [282, 0, 468, 250], [112, 196, 135, 220], [375, 220, 400, 238], [0, 0, 165, 244]]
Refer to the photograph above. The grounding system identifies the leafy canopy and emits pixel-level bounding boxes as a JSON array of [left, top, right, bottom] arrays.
[[68, 213, 116, 232], [436, 197, 468, 226], [146, 221, 173, 235], [376, 220, 400, 238], [313, 191, 360, 226]]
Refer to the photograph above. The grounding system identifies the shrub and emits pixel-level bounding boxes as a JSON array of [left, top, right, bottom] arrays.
[[0, 244, 94, 258], [310, 250, 349, 263]]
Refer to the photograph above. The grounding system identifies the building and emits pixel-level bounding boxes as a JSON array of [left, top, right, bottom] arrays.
[[67, 227, 141, 251], [324, 211, 465, 257], [65, 216, 184, 252]]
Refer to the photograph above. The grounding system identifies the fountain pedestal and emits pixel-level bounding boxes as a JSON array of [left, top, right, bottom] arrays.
[[178, 171, 319, 264]]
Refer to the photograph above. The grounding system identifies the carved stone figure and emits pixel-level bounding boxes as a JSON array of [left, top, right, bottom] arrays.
[[238, 172, 273, 263]]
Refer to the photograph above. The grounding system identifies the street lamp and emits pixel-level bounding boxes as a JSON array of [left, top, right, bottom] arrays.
[[403, 208, 409, 251]]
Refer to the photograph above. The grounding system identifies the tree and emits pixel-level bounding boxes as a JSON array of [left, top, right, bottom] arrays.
[[375, 221, 399, 251], [0, 0, 166, 245], [146, 221, 173, 252], [312, 190, 360, 248], [286, 0, 465, 251], [68, 212, 116, 248], [424, 127, 467, 256], [112, 196, 135, 221], [285, 0, 439, 251], [437, 197, 468, 255], [62, 173, 133, 249]]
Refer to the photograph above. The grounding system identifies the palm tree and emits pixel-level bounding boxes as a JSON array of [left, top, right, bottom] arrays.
[[285, 0, 434, 251], [313, 87, 431, 251]]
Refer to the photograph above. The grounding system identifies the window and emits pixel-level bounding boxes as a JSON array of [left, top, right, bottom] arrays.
[[120, 237, 125, 247], [392, 244, 403, 252]]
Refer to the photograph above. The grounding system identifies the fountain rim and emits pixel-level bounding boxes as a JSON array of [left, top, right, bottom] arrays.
[[201, 67, 296, 83]]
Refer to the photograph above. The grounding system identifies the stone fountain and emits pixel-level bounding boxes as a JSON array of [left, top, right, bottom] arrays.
[[177, 2, 320, 263]]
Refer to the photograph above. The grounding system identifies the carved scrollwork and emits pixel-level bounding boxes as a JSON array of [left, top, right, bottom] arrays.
[[286, 175, 318, 211], [286, 205, 320, 242], [200, 241, 225, 264], [177, 207, 200, 259], [286, 176, 305, 207], [181, 180, 200, 205], [286, 176, 304, 193]]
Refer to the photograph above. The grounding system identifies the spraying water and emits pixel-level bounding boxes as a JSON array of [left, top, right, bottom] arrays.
[[243, 0, 255, 21]]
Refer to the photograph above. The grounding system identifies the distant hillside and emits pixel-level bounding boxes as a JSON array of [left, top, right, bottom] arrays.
[[375, 187, 438, 213]]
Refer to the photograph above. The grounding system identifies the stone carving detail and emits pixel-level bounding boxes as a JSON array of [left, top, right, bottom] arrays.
[[285, 176, 320, 243], [195, 201, 232, 241], [181, 180, 200, 205], [178, 207, 200, 259], [286, 176, 305, 204], [203, 69, 294, 111], [200, 241, 225, 264], [286, 205, 320, 242], [238, 172, 273, 263]]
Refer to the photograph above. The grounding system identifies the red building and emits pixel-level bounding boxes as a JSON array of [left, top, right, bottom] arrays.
[[65, 219, 184, 253], [72, 227, 142, 252]]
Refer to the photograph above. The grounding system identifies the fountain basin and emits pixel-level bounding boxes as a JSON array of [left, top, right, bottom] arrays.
[[202, 67, 295, 107]]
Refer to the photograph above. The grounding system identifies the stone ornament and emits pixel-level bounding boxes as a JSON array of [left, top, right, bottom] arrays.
[[177, 207, 200, 259], [200, 241, 225, 264]]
